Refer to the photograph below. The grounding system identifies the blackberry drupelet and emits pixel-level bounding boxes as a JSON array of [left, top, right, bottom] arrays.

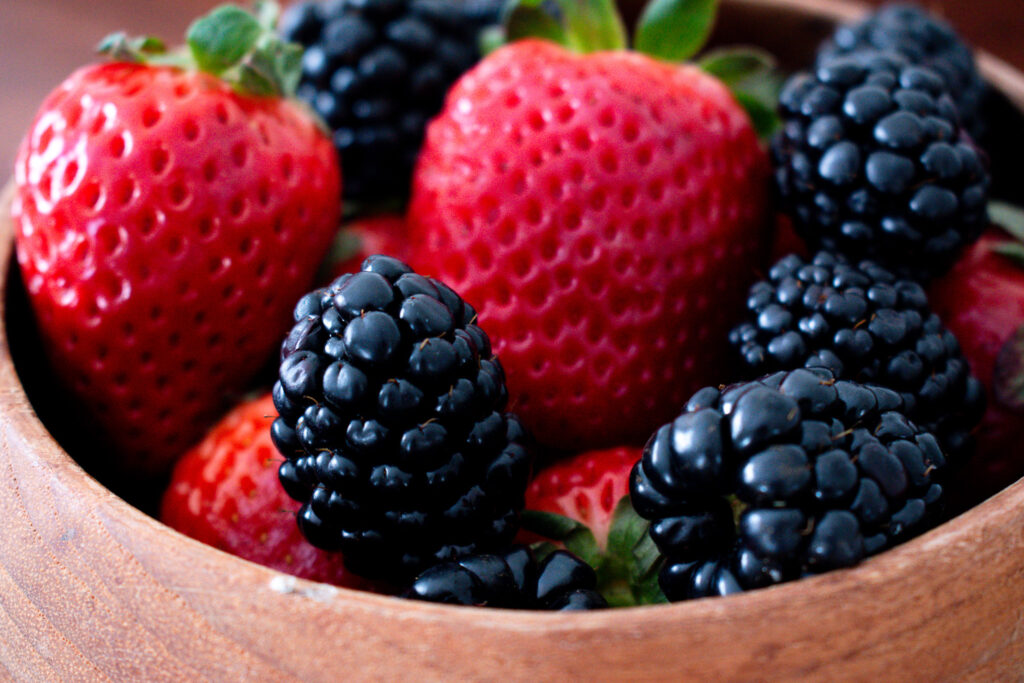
[[773, 50, 989, 280], [272, 255, 532, 582], [404, 546, 607, 610], [630, 367, 949, 601], [278, 0, 501, 202], [817, 4, 987, 141], [729, 251, 983, 458]]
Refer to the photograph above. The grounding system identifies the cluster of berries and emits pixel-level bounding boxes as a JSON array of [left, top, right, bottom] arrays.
[[10, 0, 1018, 611]]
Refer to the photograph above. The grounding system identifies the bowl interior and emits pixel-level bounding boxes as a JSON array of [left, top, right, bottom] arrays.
[[3, 0, 1024, 678]]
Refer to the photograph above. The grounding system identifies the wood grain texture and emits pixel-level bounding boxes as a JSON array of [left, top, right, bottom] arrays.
[[1, 1, 1024, 680]]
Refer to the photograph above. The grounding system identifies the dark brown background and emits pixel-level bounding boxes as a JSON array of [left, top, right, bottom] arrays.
[[2, 0, 1022, 174]]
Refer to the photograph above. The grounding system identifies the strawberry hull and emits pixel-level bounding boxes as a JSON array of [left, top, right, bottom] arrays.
[[12, 63, 341, 479], [408, 41, 770, 453]]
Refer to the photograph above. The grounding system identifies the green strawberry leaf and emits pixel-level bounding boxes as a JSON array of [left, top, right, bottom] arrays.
[[504, 0, 626, 53], [557, 0, 627, 53], [97, 32, 168, 62], [505, 0, 571, 50], [631, 525, 663, 581], [733, 91, 781, 139], [634, 0, 719, 63], [521, 509, 582, 540], [479, 25, 509, 56], [700, 47, 782, 138], [606, 496, 649, 560], [529, 540, 561, 564], [994, 323, 1024, 411], [990, 201, 1024, 244], [993, 241, 1024, 269], [187, 5, 264, 75], [238, 38, 304, 97], [698, 46, 775, 84], [520, 510, 603, 568]]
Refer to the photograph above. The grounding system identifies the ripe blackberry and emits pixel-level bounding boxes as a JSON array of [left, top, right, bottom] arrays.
[[729, 251, 983, 459], [817, 4, 987, 141], [773, 50, 989, 280], [272, 255, 531, 581], [278, 0, 500, 202], [404, 546, 607, 610], [630, 367, 950, 601]]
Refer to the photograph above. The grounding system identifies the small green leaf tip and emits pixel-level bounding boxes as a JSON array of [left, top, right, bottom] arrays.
[[97, 32, 168, 63], [990, 201, 1024, 244], [700, 46, 783, 138], [187, 5, 264, 75], [505, 0, 627, 53], [634, 0, 719, 63]]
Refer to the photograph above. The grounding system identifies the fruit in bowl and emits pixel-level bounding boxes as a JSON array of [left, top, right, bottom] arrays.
[[1, 0, 1024, 678]]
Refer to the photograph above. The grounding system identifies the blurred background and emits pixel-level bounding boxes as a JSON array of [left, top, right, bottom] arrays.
[[2, 0, 1022, 174]]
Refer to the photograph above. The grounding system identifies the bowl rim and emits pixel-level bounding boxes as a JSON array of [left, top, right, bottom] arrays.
[[2, 0, 1024, 677]]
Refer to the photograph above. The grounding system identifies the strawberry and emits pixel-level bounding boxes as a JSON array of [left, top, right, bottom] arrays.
[[929, 205, 1024, 503], [324, 213, 409, 281], [11, 4, 341, 479], [161, 393, 381, 590], [523, 446, 639, 550], [518, 446, 664, 606], [405, 2, 770, 453]]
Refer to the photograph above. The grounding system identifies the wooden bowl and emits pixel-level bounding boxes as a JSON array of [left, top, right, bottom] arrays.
[[2, 0, 1024, 679]]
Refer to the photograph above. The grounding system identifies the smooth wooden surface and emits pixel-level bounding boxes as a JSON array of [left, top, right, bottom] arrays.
[[2, 0, 1024, 680], [1, 0, 1023, 175]]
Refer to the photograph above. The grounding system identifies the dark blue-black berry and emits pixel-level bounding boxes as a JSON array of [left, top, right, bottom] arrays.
[[631, 367, 950, 601], [404, 546, 607, 610], [273, 255, 531, 582], [773, 51, 989, 280], [729, 250, 983, 460], [279, 0, 501, 203], [817, 4, 988, 141]]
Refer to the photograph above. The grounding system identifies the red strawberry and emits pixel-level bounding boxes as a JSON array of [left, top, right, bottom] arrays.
[[929, 215, 1024, 502], [406, 35, 769, 452], [325, 213, 409, 280], [518, 445, 663, 606], [11, 6, 341, 478], [161, 393, 381, 591], [523, 446, 639, 550]]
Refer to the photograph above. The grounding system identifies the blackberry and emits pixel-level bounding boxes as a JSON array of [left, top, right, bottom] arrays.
[[773, 50, 989, 280], [817, 4, 987, 141], [279, 0, 501, 203], [630, 367, 949, 601], [404, 546, 607, 610], [272, 255, 531, 581], [729, 251, 983, 459]]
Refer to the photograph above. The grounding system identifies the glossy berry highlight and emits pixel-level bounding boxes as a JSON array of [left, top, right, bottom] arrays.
[[773, 50, 989, 280], [631, 367, 950, 601]]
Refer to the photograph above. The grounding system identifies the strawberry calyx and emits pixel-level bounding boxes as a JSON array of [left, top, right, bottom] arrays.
[[522, 497, 667, 607], [97, 1, 302, 98], [501, 0, 627, 54]]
